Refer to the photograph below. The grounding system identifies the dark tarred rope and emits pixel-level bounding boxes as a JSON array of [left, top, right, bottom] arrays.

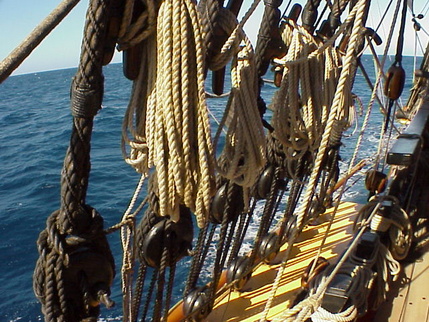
[[395, 0, 408, 65], [34, 0, 116, 320]]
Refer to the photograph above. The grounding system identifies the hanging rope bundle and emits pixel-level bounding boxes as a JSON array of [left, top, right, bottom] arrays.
[[122, 0, 216, 228], [214, 36, 267, 188], [270, 23, 327, 160], [259, 2, 369, 320]]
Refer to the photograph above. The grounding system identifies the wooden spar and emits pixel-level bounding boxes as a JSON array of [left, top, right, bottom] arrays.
[[0, 0, 81, 83]]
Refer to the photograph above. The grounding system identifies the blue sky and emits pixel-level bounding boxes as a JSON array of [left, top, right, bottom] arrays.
[[1, 0, 429, 75], [0, 0, 92, 74]]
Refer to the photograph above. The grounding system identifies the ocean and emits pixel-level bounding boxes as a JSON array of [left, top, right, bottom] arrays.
[[0, 55, 419, 321]]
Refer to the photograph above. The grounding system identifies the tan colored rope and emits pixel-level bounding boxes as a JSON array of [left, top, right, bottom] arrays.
[[117, 0, 157, 50], [295, 0, 368, 232], [270, 23, 335, 175], [122, 0, 216, 228], [120, 174, 146, 321], [259, 1, 369, 320], [214, 36, 266, 188]]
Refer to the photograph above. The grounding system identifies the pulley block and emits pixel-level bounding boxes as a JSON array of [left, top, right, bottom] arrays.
[[210, 182, 244, 224], [365, 170, 387, 194], [284, 149, 312, 179], [226, 255, 252, 290], [307, 199, 327, 220], [64, 242, 115, 310], [255, 165, 276, 199], [140, 206, 193, 268], [183, 286, 212, 321], [301, 256, 329, 289], [384, 64, 406, 100], [258, 231, 280, 263]]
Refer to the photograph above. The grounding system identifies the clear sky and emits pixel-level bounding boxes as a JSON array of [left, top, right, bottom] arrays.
[[1, 0, 429, 76]]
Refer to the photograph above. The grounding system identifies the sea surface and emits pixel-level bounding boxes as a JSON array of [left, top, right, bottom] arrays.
[[0, 55, 420, 321]]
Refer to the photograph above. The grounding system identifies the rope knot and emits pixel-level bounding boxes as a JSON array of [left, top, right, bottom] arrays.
[[125, 137, 149, 173], [34, 208, 115, 320]]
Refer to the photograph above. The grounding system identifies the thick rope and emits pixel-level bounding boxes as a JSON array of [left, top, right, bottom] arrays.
[[34, 0, 115, 320], [294, 0, 368, 232], [116, 0, 157, 50], [271, 23, 330, 160]]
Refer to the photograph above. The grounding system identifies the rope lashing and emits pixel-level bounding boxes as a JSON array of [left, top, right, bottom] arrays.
[[70, 79, 104, 118], [122, 0, 216, 228]]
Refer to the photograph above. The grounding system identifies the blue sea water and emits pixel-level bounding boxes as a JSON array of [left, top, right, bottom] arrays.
[[0, 56, 419, 321]]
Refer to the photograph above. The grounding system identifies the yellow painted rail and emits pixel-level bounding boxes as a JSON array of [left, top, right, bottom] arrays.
[[207, 201, 361, 322]]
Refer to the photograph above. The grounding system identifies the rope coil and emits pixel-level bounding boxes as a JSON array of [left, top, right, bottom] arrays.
[[122, 0, 216, 228]]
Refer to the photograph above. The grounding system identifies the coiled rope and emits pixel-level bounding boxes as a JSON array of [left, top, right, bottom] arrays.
[[214, 36, 267, 188], [270, 22, 328, 158], [259, 1, 369, 320], [116, 0, 157, 50], [122, 0, 216, 228], [355, 195, 413, 262]]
